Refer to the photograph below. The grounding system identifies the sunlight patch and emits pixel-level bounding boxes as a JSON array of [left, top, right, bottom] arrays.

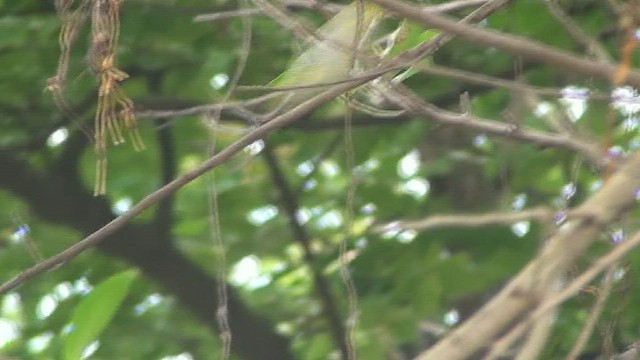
[[316, 210, 343, 229], [511, 221, 530, 237], [473, 134, 490, 149], [295, 208, 311, 224], [396, 229, 417, 244], [2, 293, 21, 318], [398, 150, 420, 178], [444, 309, 460, 326], [73, 277, 92, 295], [296, 161, 314, 176], [230, 255, 271, 289], [28, 332, 54, 353], [81, 340, 100, 359], [35, 295, 57, 320], [560, 86, 589, 121], [243, 140, 264, 156], [534, 101, 553, 117], [209, 73, 229, 90], [612, 86, 640, 115], [302, 179, 317, 191], [113, 198, 133, 215], [46, 127, 69, 147], [9, 224, 30, 243], [161, 353, 194, 360], [319, 160, 340, 177], [397, 177, 430, 199], [360, 203, 376, 215], [0, 319, 19, 348], [247, 205, 278, 225], [135, 293, 164, 315], [512, 193, 527, 211]]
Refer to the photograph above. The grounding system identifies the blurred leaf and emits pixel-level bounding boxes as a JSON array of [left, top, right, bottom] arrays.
[[63, 270, 138, 360]]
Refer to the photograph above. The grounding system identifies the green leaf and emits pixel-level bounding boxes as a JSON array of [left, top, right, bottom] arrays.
[[63, 270, 138, 360]]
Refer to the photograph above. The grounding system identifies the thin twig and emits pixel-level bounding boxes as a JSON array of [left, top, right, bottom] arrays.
[[485, 229, 640, 360], [136, 93, 281, 120], [248, 0, 601, 165], [415, 63, 640, 105], [512, 284, 559, 360], [206, 132, 232, 360], [194, 8, 262, 22], [565, 265, 618, 360], [193, 0, 492, 22], [415, 152, 640, 360], [544, 0, 612, 62], [373, 207, 552, 233], [425, 0, 491, 13], [384, 84, 606, 167], [368, 0, 640, 87]]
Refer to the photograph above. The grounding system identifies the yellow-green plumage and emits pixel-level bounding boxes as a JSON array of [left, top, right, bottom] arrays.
[[267, 2, 384, 112]]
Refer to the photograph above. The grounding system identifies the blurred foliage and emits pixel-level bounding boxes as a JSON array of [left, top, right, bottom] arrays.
[[1, 0, 640, 359]]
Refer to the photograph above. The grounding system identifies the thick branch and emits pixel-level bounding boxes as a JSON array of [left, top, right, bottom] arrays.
[[416, 152, 640, 360]]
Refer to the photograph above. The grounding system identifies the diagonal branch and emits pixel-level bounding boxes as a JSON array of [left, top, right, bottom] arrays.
[[373, 207, 552, 233], [544, 0, 612, 62], [485, 228, 640, 360], [0, 60, 382, 295], [415, 152, 640, 360], [0, 147, 295, 360]]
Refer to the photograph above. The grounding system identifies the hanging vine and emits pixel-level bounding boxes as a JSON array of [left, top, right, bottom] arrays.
[[47, 0, 144, 196]]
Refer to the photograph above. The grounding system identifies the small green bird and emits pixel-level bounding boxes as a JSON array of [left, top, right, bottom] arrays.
[[267, 2, 385, 113]]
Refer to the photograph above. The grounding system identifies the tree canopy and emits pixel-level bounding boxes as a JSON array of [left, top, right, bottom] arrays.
[[2, 0, 640, 359]]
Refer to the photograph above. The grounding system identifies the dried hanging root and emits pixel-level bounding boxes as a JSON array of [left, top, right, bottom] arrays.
[[46, 0, 89, 118], [48, 0, 144, 196], [90, 0, 145, 195]]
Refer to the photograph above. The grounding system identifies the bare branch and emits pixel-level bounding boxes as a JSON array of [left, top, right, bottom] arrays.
[[194, 8, 262, 22], [511, 286, 558, 360], [383, 84, 606, 167], [414, 63, 640, 104], [368, 0, 640, 87], [136, 93, 280, 120], [373, 207, 552, 233], [0, 68, 381, 296], [615, 341, 640, 360], [415, 152, 640, 360], [544, 0, 612, 62], [193, 0, 493, 22], [486, 241, 631, 359], [565, 265, 618, 360], [425, 0, 492, 13]]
